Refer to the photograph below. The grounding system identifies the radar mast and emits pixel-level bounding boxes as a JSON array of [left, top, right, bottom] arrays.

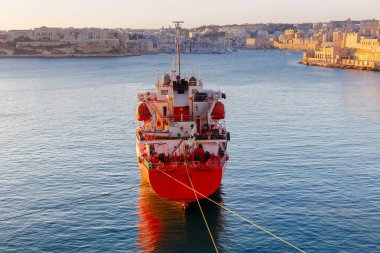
[[173, 21, 184, 79]]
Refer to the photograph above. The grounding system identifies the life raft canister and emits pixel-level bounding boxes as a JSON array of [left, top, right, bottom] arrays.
[[211, 101, 225, 120], [136, 103, 152, 122]]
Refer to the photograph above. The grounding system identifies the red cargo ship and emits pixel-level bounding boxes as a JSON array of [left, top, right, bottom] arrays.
[[135, 22, 229, 203]]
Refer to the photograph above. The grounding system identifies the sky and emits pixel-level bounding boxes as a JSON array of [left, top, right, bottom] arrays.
[[1, 0, 379, 30]]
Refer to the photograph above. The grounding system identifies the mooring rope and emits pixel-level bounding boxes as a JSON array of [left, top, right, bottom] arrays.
[[0, 185, 138, 222], [159, 170, 306, 253], [184, 165, 219, 253], [2, 146, 305, 253]]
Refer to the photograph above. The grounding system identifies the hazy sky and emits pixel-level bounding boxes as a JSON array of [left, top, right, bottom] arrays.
[[1, 0, 379, 30]]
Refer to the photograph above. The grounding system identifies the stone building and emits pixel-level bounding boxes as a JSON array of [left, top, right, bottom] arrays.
[[8, 30, 33, 40], [34, 27, 63, 41], [245, 38, 272, 49], [284, 29, 295, 39], [343, 33, 360, 48], [312, 47, 350, 61], [63, 28, 118, 42], [360, 38, 380, 47], [332, 31, 343, 45], [359, 19, 380, 37], [0, 31, 10, 41]]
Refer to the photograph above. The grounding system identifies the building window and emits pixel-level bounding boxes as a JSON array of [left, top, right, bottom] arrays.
[[161, 90, 168, 95]]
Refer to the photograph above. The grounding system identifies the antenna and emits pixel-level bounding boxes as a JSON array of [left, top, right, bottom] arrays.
[[198, 62, 201, 81], [171, 56, 176, 80], [173, 21, 184, 79]]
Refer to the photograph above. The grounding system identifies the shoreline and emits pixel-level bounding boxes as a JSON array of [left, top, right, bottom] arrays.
[[300, 60, 379, 72], [2, 52, 379, 73], [0, 49, 297, 59], [0, 53, 143, 59]]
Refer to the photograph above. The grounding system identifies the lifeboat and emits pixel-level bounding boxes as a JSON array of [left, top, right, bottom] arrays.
[[211, 101, 225, 120], [136, 103, 152, 122]]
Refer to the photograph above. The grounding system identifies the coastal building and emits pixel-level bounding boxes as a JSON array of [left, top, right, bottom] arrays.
[[8, 30, 33, 40], [274, 34, 319, 51], [312, 22, 322, 30], [302, 33, 380, 71], [121, 34, 159, 54], [302, 47, 379, 70], [257, 30, 269, 38], [63, 28, 118, 42], [219, 26, 247, 37], [311, 46, 350, 61], [343, 33, 360, 48], [2, 19, 379, 59], [359, 38, 380, 48], [34, 27, 63, 41], [218, 26, 249, 47], [342, 33, 380, 52], [295, 30, 305, 39], [188, 32, 199, 39], [322, 32, 333, 43], [333, 31, 343, 44], [136, 39, 159, 54], [245, 38, 272, 49], [0, 31, 9, 41], [359, 19, 380, 37], [284, 29, 295, 39]]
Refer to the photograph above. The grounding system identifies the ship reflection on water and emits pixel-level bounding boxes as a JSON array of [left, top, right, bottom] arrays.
[[136, 178, 226, 252]]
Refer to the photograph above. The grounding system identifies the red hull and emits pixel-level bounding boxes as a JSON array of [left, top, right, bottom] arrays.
[[138, 161, 224, 203]]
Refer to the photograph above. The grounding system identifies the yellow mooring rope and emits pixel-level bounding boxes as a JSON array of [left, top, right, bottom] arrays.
[[159, 170, 307, 253], [184, 165, 219, 253]]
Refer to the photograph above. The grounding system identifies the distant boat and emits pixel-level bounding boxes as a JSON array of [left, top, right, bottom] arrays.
[[135, 22, 230, 203]]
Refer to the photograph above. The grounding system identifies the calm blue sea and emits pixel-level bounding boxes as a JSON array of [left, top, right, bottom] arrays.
[[0, 51, 379, 253]]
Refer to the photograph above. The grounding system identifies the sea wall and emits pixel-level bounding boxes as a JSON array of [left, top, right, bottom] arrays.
[[0, 38, 159, 57], [301, 58, 380, 71], [273, 42, 317, 51]]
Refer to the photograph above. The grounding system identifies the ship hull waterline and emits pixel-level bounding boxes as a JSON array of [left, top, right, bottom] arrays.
[[137, 160, 226, 203]]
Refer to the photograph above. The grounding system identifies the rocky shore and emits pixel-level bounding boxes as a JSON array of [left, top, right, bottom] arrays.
[[0, 39, 158, 58], [0, 53, 141, 58], [300, 60, 380, 71]]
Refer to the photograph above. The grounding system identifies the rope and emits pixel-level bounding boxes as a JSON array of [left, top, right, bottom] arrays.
[[184, 165, 219, 253], [2, 151, 305, 253], [0, 185, 138, 222], [159, 170, 306, 253]]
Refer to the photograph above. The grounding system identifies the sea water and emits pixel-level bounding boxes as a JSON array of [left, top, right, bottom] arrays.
[[0, 51, 379, 252]]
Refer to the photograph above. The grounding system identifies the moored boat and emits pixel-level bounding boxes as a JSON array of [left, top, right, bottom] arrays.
[[135, 21, 230, 203]]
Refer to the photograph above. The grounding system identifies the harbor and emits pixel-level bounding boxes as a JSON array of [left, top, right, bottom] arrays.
[[1, 0, 380, 251], [1, 20, 380, 73], [1, 50, 379, 252]]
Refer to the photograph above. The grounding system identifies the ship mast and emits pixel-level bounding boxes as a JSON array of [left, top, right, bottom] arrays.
[[173, 21, 184, 79]]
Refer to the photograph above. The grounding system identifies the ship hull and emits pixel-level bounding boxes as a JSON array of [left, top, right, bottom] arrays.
[[138, 160, 225, 203]]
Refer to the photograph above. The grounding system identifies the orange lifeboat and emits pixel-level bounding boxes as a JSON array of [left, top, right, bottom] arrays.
[[136, 103, 152, 122], [211, 101, 225, 120]]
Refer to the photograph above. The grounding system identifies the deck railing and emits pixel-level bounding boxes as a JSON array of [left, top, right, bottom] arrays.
[[136, 128, 227, 141], [140, 154, 227, 171]]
